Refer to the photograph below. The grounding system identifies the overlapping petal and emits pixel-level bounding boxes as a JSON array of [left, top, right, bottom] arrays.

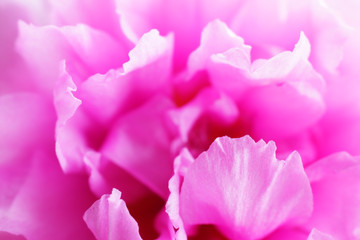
[[169, 88, 242, 156], [189, 20, 325, 139], [2, 0, 360, 239], [53, 29, 174, 199], [16, 21, 130, 93]]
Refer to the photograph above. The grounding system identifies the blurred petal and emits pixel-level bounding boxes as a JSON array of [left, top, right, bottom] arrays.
[[116, 0, 249, 70], [187, 20, 251, 77], [0, 152, 96, 240], [0, 93, 54, 212], [307, 229, 334, 240], [16, 21, 128, 93], [305, 152, 360, 239], [49, 0, 125, 40]]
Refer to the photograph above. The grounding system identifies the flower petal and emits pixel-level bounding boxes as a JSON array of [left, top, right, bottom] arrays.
[[48, 0, 125, 40], [0, 93, 55, 211], [188, 19, 251, 77], [54, 61, 87, 173], [210, 30, 325, 138], [307, 229, 335, 240], [101, 96, 177, 198], [305, 152, 360, 239], [180, 136, 313, 239], [169, 88, 241, 157], [84, 188, 142, 240], [0, 152, 96, 240], [79, 29, 173, 124], [16, 21, 129, 93], [166, 148, 194, 240]]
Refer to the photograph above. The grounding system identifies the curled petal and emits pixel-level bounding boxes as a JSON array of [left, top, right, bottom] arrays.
[[188, 19, 251, 76], [54, 61, 86, 173]]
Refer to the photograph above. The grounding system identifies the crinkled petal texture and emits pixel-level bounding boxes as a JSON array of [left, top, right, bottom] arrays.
[[179, 136, 313, 239], [84, 188, 142, 240], [305, 152, 360, 239]]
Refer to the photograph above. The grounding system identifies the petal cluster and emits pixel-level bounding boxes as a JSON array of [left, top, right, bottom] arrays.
[[1, 0, 360, 239]]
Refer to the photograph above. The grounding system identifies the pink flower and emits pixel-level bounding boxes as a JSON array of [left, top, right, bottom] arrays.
[[1, 0, 360, 239]]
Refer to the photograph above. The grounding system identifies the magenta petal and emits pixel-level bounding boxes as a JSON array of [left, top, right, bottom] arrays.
[[54, 61, 86, 173], [166, 148, 194, 240], [307, 229, 334, 240], [0, 3, 39, 95], [84, 189, 142, 240], [211, 32, 325, 138], [79, 29, 173, 124], [123, 29, 173, 73], [187, 20, 325, 139], [0, 232, 26, 240], [0, 93, 55, 211], [16, 21, 128, 93], [180, 136, 313, 239], [49, 0, 125, 40], [169, 88, 240, 156], [188, 19, 251, 77], [54, 61, 81, 126], [0, 152, 96, 240], [101, 96, 176, 198], [305, 152, 360, 239], [153, 208, 176, 240]]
